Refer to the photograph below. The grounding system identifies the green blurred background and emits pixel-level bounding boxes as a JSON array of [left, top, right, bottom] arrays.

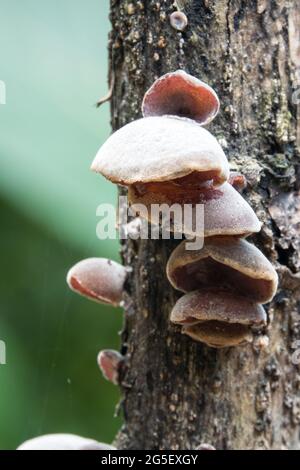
[[0, 0, 122, 449]]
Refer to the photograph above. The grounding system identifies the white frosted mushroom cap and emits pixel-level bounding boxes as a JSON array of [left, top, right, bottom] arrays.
[[91, 116, 229, 186], [67, 258, 126, 307], [17, 434, 116, 451]]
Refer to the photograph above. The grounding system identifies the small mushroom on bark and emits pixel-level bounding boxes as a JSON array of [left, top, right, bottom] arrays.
[[229, 171, 247, 192], [170, 288, 267, 348], [167, 236, 278, 303], [67, 258, 126, 307], [142, 70, 220, 126], [97, 350, 125, 385], [129, 182, 261, 238], [169, 12, 188, 32], [17, 434, 116, 451], [196, 443, 216, 451], [91, 116, 229, 188]]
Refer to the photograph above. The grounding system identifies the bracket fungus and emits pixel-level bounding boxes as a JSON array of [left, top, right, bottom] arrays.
[[167, 236, 278, 303], [17, 434, 116, 451], [129, 181, 261, 238], [170, 288, 267, 348], [91, 116, 229, 188], [168, 237, 277, 348], [91, 72, 232, 241], [97, 349, 125, 385], [89, 70, 278, 350], [142, 70, 220, 126], [67, 258, 126, 307]]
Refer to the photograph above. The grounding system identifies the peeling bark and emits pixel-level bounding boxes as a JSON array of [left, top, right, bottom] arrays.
[[108, 0, 300, 450]]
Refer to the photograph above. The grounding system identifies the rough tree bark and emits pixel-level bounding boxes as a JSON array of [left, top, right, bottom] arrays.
[[108, 0, 300, 450]]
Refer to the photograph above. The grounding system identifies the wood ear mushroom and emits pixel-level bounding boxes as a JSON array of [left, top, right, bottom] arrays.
[[89, 71, 278, 350], [67, 258, 126, 307], [142, 70, 219, 125]]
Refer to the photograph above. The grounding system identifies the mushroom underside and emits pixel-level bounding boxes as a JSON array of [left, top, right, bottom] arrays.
[[69, 276, 112, 305], [170, 288, 267, 348], [142, 70, 220, 125], [144, 90, 218, 123], [129, 181, 260, 238], [172, 257, 273, 303], [132, 170, 225, 200], [182, 320, 253, 348]]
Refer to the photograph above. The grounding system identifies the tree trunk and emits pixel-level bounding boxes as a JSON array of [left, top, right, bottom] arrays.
[[109, 0, 300, 450]]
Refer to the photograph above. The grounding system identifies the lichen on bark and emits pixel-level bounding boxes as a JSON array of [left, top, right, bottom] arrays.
[[107, 0, 300, 450]]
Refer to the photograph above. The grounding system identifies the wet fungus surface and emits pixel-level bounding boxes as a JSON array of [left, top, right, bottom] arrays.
[[142, 70, 220, 126], [170, 288, 267, 348], [67, 258, 126, 307]]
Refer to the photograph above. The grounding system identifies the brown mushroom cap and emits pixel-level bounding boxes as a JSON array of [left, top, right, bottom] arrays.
[[97, 349, 124, 385], [128, 182, 261, 238], [142, 70, 220, 126], [91, 116, 229, 186], [167, 236, 278, 303], [170, 288, 267, 348], [67, 258, 126, 307]]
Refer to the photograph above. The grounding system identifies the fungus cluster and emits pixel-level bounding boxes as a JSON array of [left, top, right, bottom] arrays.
[[90, 70, 278, 349], [21, 71, 278, 451]]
